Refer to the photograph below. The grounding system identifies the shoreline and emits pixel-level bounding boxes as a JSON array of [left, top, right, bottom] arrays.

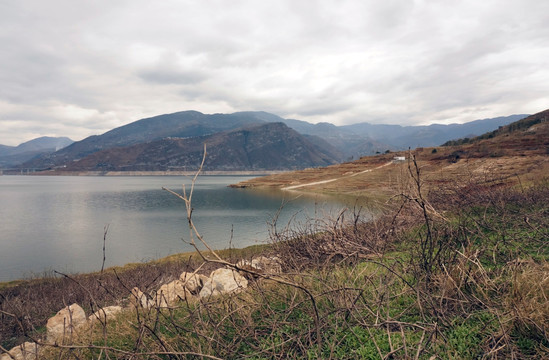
[[0, 245, 270, 289]]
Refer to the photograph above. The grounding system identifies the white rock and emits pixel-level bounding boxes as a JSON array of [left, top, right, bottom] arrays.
[[88, 305, 123, 323], [46, 303, 87, 342], [236, 259, 252, 268], [0, 342, 39, 360], [154, 280, 191, 307], [253, 256, 282, 273], [199, 268, 248, 298], [237, 256, 282, 274], [129, 287, 153, 310], [179, 271, 208, 294]]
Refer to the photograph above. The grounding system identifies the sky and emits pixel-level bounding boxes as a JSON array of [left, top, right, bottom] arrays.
[[1, 0, 548, 146]]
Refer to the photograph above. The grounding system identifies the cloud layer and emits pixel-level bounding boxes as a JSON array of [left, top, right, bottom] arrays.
[[1, 0, 548, 145]]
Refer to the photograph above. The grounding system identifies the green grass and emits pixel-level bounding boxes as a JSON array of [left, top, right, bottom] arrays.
[[5, 180, 549, 359]]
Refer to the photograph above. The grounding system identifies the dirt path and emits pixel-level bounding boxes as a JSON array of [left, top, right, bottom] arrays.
[[281, 161, 394, 191]]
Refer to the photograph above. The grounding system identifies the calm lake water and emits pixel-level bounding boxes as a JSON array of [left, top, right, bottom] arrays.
[[0, 175, 349, 281]]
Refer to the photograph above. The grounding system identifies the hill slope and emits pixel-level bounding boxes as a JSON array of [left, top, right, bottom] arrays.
[[233, 109, 549, 196], [340, 114, 528, 149], [18, 111, 529, 170], [22, 111, 269, 169], [63, 123, 342, 172], [240, 111, 526, 157], [0, 137, 73, 168]]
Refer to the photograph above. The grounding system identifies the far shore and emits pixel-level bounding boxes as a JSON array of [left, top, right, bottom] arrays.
[[1, 170, 285, 176]]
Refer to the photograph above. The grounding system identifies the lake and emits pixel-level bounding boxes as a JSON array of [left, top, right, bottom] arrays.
[[0, 175, 349, 282]]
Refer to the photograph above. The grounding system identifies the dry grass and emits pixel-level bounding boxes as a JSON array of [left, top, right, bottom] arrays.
[[233, 117, 549, 198], [2, 151, 549, 358], [0, 255, 207, 350], [509, 260, 549, 339]]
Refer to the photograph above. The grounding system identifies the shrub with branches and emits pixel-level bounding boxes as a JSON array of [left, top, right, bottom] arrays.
[[2, 149, 548, 359]]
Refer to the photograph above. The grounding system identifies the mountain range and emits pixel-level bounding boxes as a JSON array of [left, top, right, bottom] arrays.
[[0, 136, 73, 168], [2, 111, 529, 172], [231, 108, 549, 197], [62, 122, 342, 172]]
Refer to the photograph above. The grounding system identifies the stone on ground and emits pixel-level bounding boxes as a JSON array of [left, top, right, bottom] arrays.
[[46, 303, 87, 342], [179, 271, 208, 294], [0, 342, 39, 360], [238, 256, 282, 274], [129, 287, 153, 309], [89, 305, 123, 323], [154, 280, 192, 307], [199, 268, 248, 298]]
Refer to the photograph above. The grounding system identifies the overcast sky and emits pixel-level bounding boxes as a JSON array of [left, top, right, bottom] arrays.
[[1, 0, 548, 145]]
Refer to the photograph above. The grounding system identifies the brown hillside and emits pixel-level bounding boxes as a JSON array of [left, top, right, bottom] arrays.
[[232, 109, 549, 198], [61, 122, 342, 172]]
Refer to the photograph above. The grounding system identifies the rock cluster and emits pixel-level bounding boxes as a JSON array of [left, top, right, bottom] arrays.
[[0, 342, 39, 360], [1, 256, 281, 360], [237, 256, 282, 274]]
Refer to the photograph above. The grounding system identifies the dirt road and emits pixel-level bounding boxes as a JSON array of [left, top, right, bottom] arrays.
[[281, 161, 393, 191]]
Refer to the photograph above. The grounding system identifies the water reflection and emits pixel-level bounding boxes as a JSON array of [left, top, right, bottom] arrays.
[[0, 175, 355, 281]]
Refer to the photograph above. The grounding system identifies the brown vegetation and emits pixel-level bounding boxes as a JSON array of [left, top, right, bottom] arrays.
[[2, 112, 549, 358], [233, 110, 549, 199], [2, 155, 548, 358]]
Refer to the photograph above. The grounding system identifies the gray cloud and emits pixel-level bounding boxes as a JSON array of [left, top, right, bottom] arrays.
[[0, 0, 548, 145], [138, 69, 207, 85]]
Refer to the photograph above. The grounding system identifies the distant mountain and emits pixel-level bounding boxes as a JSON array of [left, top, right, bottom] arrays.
[[22, 111, 271, 169], [233, 109, 549, 196], [271, 117, 389, 159], [236, 111, 527, 157], [0, 136, 73, 156], [63, 122, 342, 171], [0, 144, 12, 156], [0, 136, 73, 168], [19, 110, 529, 171], [442, 109, 549, 149], [340, 114, 529, 149], [14, 136, 73, 153]]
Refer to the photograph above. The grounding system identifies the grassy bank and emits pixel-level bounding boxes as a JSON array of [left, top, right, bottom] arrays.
[[2, 163, 548, 358], [0, 245, 273, 350]]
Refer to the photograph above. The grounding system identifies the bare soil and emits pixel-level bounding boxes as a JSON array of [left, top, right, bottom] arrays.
[[231, 122, 549, 198]]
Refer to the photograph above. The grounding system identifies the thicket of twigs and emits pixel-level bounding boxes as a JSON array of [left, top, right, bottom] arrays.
[[1, 155, 548, 359]]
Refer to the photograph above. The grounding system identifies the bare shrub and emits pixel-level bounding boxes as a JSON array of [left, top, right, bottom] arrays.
[[508, 260, 549, 339], [0, 257, 199, 350], [3, 149, 549, 359], [268, 205, 396, 272]]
